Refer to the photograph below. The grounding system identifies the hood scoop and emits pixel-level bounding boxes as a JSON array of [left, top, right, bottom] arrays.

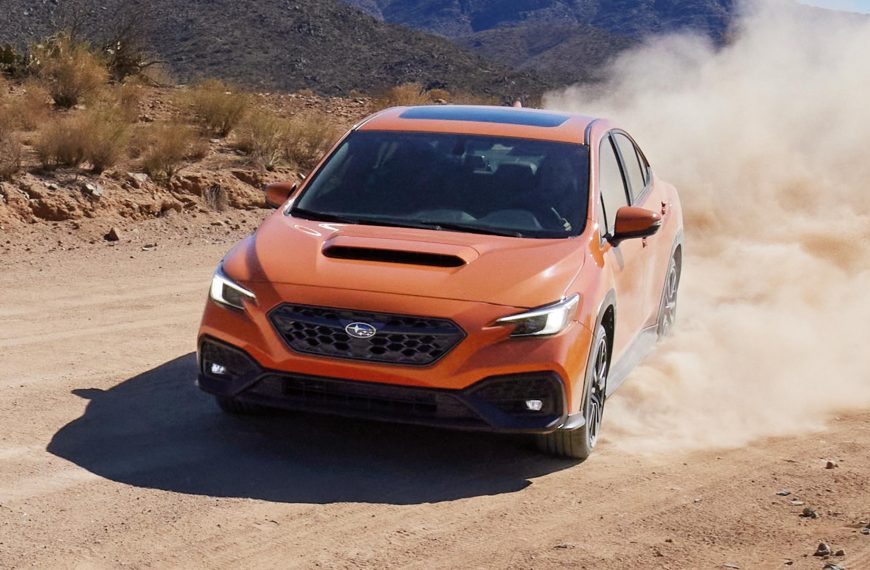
[[322, 235, 479, 268]]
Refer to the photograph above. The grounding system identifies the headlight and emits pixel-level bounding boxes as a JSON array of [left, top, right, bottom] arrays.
[[495, 294, 580, 337], [209, 267, 256, 310]]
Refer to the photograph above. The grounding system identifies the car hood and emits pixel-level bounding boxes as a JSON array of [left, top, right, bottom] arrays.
[[222, 212, 585, 308]]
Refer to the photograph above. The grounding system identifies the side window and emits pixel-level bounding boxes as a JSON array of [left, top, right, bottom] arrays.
[[613, 133, 647, 202], [599, 135, 629, 236]]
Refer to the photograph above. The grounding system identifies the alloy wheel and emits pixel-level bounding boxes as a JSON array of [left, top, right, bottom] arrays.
[[586, 334, 608, 447]]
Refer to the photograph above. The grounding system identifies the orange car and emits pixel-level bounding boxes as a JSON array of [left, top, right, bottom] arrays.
[[197, 105, 683, 459]]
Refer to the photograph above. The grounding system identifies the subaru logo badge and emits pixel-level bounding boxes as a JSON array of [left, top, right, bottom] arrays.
[[345, 322, 377, 339]]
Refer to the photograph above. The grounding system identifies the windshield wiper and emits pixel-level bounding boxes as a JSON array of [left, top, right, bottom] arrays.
[[422, 221, 523, 238], [291, 208, 362, 224], [292, 208, 522, 237]]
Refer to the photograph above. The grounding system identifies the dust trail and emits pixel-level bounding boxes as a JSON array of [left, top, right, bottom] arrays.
[[545, 0, 870, 452]]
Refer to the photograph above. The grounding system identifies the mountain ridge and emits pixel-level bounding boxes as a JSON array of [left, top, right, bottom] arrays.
[[0, 0, 551, 97]]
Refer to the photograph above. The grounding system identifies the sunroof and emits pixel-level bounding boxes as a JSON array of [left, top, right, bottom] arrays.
[[399, 106, 570, 128]]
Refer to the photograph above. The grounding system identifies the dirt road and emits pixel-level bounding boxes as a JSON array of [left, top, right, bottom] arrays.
[[1, 234, 868, 569]]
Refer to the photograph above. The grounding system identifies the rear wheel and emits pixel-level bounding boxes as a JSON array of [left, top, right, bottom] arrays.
[[657, 253, 680, 337], [215, 395, 268, 415], [536, 323, 609, 460]]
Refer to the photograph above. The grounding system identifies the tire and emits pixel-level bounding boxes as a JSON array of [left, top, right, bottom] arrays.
[[535, 323, 609, 460], [215, 395, 268, 415], [656, 253, 681, 337]]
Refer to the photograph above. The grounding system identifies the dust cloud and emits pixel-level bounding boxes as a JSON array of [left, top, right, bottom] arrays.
[[545, 0, 870, 452]]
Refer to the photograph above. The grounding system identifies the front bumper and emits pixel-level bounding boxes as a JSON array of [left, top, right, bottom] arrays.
[[198, 337, 572, 433]]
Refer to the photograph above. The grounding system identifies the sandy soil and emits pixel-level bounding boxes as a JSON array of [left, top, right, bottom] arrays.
[[1, 221, 869, 570]]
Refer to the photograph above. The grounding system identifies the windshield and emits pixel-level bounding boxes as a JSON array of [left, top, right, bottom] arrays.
[[292, 130, 590, 239]]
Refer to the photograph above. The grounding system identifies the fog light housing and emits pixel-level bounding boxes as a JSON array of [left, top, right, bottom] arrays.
[[199, 338, 260, 382]]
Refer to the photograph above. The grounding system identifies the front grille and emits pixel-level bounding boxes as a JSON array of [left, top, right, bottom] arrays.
[[269, 304, 465, 366], [251, 374, 484, 426]]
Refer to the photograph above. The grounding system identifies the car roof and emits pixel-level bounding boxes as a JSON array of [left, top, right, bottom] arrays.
[[356, 105, 598, 145]]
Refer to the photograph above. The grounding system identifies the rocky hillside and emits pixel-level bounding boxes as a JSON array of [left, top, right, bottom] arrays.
[[0, 0, 550, 98], [341, 0, 736, 83], [343, 0, 736, 38]]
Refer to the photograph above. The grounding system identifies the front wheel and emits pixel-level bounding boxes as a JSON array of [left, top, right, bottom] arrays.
[[535, 323, 609, 460]]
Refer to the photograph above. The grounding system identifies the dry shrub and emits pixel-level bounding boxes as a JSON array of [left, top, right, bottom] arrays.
[[284, 111, 342, 170], [11, 81, 52, 131], [186, 79, 249, 137], [81, 108, 131, 173], [0, 105, 22, 180], [0, 103, 12, 140], [234, 110, 289, 170], [140, 122, 196, 181], [0, 136, 22, 180], [448, 91, 501, 106], [114, 82, 143, 122], [426, 88, 451, 102], [203, 184, 228, 212], [35, 107, 130, 172], [374, 82, 430, 109], [36, 115, 85, 168], [31, 34, 108, 109]]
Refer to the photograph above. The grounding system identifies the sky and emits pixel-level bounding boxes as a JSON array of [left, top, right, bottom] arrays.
[[797, 0, 870, 13]]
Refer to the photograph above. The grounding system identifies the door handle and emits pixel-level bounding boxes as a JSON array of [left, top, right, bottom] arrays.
[[661, 201, 669, 215], [642, 237, 649, 248]]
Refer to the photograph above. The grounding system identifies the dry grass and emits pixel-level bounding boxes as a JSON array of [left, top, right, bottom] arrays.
[[11, 81, 52, 131], [372, 83, 501, 110], [234, 110, 289, 171], [30, 35, 108, 109], [203, 184, 228, 211], [374, 82, 431, 109], [35, 115, 86, 169], [186, 79, 250, 137], [114, 82, 144, 122], [284, 111, 342, 171], [140, 122, 196, 181], [0, 98, 22, 180], [34, 107, 131, 172], [447, 91, 501, 106], [0, 135, 22, 180], [80, 108, 131, 173], [234, 109, 341, 171]]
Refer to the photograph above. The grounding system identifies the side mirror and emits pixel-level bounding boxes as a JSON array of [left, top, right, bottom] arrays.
[[611, 206, 662, 245], [264, 181, 298, 209]]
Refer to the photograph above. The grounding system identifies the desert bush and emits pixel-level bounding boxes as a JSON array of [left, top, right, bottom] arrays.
[[234, 110, 289, 171], [36, 115, 86, 168], [284, 111, 342, 170], [140, 122, 196, 181], [0, 103, 12, 140], [81, 108, 131, 173], [10, 81, 52, 131], [374, 82, 430, 109], [30, 34, 108, 109], [186, 79, 249, 137], [0, 103, 22, 180], [35, 107, 130, 172], [115, 82, 143, 122], [446, 90, 500, 106], [0, 134, 22, 181], [0, 43, 27, 77], [426, 88, 451, 103], [203, 184, 228, 212]]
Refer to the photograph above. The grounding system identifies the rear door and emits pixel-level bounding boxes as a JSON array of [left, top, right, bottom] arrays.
[[598, 133, 648, 359]]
